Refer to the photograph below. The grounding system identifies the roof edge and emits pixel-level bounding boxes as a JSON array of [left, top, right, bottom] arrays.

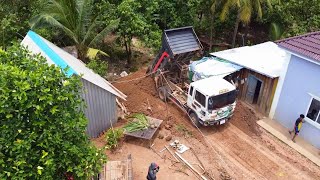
[[27, 30, 77, 77], [276, 31, 320, 43]]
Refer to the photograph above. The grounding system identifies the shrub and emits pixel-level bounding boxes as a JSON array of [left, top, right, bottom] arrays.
[[0, 45, 105, 179], [87, 58, 108, 77], [105, 128, 124, 150]]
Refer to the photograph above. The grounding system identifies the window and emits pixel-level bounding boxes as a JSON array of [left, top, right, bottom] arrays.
[[306, 98, 320, 124], [195, 90, 206, 107], [208, 90, 237, 110], [189, 86, 194, 96]]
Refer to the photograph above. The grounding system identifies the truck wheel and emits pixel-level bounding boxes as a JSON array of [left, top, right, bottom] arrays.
[[158, 87, 167, 102], [190, 113, 201, 127]]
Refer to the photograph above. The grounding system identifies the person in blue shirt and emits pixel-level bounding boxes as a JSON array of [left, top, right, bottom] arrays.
[[289, 114, 305, 142]]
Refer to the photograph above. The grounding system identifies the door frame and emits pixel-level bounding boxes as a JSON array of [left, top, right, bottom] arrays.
[[246, 74, 264, 104]]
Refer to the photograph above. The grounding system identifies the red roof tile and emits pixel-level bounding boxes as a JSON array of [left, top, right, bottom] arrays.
[[276, 31, 320, 61]]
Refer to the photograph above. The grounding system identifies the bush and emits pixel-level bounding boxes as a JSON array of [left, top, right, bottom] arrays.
[[105, 128, 124, 150], [0, 45, 105, 179], [87, 58, 108, 77]]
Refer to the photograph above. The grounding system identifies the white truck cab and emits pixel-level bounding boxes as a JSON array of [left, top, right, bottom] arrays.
[[187, 76, 237, 126]]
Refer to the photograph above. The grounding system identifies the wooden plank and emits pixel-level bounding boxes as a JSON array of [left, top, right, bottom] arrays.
[[105, 162, 111, 180], [175, 152, 208, 180], [266, 78, 277, 114], [259, 77, 269, 113], [262, 78, 272, 113]]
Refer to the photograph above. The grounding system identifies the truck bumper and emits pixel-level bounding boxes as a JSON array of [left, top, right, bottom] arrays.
[[200, 113, 233, 126]]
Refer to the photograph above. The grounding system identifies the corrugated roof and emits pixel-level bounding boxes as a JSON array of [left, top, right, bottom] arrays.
[[21, 31, 127, 100], [211, 42, 289, 78], [164, 26, 202, 55], [276, 31, 320, 61]]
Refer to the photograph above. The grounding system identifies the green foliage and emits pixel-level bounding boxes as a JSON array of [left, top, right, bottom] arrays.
[[105, 128, 124, 150], [264, 0, 320, 38], [0, 0, 43, 48], [0, 45, 105, 179], [30, 0, 119, 62], [269, 22, 283, 40], [116, 0, 148, 64], [87, 58, 108, 77], [123, 113, 150, 133]]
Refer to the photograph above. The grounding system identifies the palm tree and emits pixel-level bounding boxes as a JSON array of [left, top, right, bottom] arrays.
[[220, 0, 271, 47], [30, 0, 119, 62]]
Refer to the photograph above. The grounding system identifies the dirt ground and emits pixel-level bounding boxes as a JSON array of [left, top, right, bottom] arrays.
[[93, 69, 320, 180]]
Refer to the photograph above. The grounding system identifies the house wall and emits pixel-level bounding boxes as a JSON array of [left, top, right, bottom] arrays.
[[274, 55, 320, 148], [81, 79, 117, 138], [236, 69, 277, 115]]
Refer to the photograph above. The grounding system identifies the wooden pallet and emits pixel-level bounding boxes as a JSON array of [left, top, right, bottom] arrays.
[[100, 155, 133, 180]]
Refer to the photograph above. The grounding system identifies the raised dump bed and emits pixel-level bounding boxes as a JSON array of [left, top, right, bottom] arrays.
[[149, 26, 203, 74]]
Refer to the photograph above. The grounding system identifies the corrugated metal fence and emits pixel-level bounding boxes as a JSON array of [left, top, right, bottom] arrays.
[[81, 79, 117, 138]]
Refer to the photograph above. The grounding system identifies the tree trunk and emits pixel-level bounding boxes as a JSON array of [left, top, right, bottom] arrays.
[[232, 12, 241, 48], [124, 38, 132, 66], [198, 12, 203, 23], [209, 11, 215, 51], [243, 23, 250, 46], [76, 45, 88, 63]]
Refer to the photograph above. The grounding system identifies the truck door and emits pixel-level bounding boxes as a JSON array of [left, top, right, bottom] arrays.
[[187, 85, 194, 106], [193, 90, 207, 120]]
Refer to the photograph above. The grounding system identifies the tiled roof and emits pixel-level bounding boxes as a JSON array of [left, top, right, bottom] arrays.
[[276, 31, 320, 61]]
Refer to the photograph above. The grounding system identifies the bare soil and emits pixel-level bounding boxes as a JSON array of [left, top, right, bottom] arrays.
[[93, 69, 320, 180]]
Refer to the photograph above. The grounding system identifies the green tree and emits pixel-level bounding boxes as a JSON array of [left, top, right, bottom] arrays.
[[220, 0, 272, 47], [30, 0, 119, 62], [0, 0, 44, 48], [265, 0, 320, 39], [0, 45, 105, 179], [116, 0, 148, 65]]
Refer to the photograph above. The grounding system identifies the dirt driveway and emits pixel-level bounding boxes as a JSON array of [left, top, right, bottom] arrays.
[[93, 69, 320, 179]]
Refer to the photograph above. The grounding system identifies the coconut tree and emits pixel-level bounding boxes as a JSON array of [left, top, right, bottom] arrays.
[[220, 0, 272, 47], [30, 0, 119, 62]]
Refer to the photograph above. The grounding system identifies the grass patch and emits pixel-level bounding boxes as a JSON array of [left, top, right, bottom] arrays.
[[176, 124, 193, 138]]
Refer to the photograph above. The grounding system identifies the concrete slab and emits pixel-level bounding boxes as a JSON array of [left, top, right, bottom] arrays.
[[257, 118, 320, 167]]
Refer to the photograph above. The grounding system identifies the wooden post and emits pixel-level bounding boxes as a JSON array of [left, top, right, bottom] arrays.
[[175, 152, 208, 180], [165, 145, 179, 162]]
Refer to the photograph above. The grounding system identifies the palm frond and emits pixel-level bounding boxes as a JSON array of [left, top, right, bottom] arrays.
[[88, 19, 119, 48], [210, 0, 216, 14], [220, 0, 232, 21], [270, 22, 283, 40], [252, 0, 263, 19], [87, 48, 109, 60], [240, 6, 252, 24], [220, 0, 241, 21], [77, 0, 93, 38], [82, 15, 100, 45], [30, 14, 78, 43]]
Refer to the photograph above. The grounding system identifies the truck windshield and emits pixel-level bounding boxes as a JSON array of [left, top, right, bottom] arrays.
[[208, 90, 237, 110]]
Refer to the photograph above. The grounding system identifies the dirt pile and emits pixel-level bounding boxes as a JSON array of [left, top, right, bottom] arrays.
[[113, 68, 200, 139], [230, 101, 262, 137]]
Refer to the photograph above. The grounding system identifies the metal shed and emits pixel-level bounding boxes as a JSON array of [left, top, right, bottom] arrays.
[[21, 31, 127, 138]]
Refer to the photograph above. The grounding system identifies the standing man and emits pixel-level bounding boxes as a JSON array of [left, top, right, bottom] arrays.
[[289, 114, 305, 142], [147, 162, 159, 180]]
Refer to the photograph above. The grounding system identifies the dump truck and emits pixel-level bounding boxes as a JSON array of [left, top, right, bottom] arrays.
[[147, 26, 237, 126]]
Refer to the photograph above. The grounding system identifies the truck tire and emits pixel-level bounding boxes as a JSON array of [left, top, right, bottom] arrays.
[[189, 113, 201, 127], [158, 87, 168, 102]]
